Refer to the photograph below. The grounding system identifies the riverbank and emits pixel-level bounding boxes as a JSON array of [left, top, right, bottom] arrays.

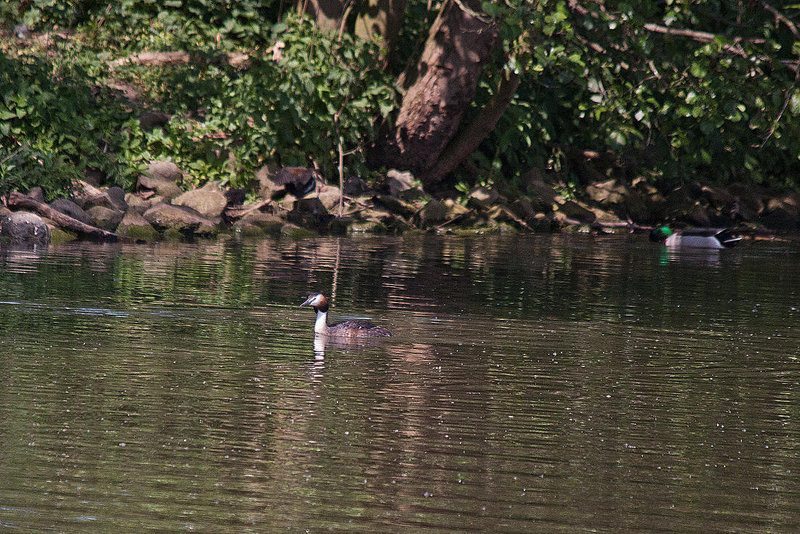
[[1, 159, 798, 246]]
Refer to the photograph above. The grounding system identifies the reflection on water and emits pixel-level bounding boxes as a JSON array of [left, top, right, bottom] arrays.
[[0, 235, 799, 531]]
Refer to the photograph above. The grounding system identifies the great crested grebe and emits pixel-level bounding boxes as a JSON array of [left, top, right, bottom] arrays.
[[649, 226, 742, 249], [300, 293, 392, 338]]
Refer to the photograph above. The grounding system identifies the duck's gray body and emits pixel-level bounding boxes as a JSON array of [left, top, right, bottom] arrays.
[[301, 293, 392, 338], [651, 227, 742, 249]]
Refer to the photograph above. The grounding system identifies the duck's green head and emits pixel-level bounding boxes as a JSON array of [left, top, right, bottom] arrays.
[[649, 225, 673, 243]]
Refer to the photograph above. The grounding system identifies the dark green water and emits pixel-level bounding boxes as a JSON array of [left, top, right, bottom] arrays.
[[1, 234, 799, 532]]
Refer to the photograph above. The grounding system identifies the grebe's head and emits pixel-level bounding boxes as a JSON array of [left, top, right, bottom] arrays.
[[301, 292, 328, 310]]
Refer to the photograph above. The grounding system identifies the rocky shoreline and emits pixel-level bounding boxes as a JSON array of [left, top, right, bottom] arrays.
[[1, 159, 798, 246]]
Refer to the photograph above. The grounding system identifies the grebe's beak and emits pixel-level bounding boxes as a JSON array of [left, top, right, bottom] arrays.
[[300, 295, 315, 307]]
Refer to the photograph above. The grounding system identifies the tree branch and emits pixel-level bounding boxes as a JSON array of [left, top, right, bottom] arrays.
[[425, 66, 520, 186], [7, 192, 119, 241]]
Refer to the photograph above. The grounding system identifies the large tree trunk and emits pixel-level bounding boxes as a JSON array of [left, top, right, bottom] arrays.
[[354, 0, 407, 56], [297, 0, 346, 31], [378, 0, 497, 190], [427, 66, 520, 185]]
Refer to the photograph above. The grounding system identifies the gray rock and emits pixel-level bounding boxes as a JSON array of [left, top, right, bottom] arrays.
[[343, 176, 370, 197], [137, 177, 182, 201], [117, 211, 160, 241], [467, 186, 500, 209], [146, 160, 182, 183], [124, 193, 154, 214], [387, 169, 416, 196], [443, 199, 470, 219], [255, 165, 283, 199], [287, 198, 330, 229], [728, 182, 764, 220], [525, 179, 557, 212], [586, 178, 628, 206], [0, 211, 51, 245], [139, 161, 183, 201], [27, 187, 45, 203], [373, 194, 416, 218], [234, 211, 284, 235], [49, 199, 94, 226], [760, 194, 800, 229], [86, 206, 124, 231], [509, 198, 536, 221], [72, 180, 105, 208], [419, 199, 447, 225], [143, 203, 217, 235], [317, 185, 342, 212], [555, 199, 596, 223], [106, 187, 129, 211], [172, 188, 227, 218]]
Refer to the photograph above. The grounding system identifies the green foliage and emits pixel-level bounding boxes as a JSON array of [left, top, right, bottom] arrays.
[[475, 0, 800, 190], [3, 0, 800, 200], [115, 13, 397, 187], [0, 50, 132, 199]]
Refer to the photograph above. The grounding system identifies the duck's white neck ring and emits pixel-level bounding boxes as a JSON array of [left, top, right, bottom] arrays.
[[314, 309, 329, 334]]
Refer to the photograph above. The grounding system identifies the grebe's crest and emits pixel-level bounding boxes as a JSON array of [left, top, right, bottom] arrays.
[[301, 292, 328, 310]]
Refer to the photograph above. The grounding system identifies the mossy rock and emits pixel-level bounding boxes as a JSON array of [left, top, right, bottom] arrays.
[[280, 223, 317, 239], [348, 220, 388, 234], [48, 226, 78, 244], [235, 224, 266, 238], [163, 227, 188, 241], [119, 223, 160, 241]]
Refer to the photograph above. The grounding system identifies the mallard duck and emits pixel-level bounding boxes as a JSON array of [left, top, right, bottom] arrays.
[[273, 167, 320, 198], [649, 226, 742, 249]]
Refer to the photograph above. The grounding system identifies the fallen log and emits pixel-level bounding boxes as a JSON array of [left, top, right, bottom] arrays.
[[7, 191, 119, 241], [109, 51, 251, 70]]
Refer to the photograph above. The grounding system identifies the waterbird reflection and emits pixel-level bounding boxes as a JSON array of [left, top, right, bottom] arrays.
[[312, 333, 391, 359]]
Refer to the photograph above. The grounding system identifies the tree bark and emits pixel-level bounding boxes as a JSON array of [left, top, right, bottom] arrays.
[[427, 66, 520, 185], [379, 0, 498, 189], [354, 0, 407, 56], [298, 0, 347, 32]]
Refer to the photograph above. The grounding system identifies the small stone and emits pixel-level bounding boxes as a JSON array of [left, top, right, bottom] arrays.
[[236, 211, 284, 235], [467, 186, 500, 209], [343, 176, 370, 197], [280, 223, 317, 239], [172, 188, 228, 218], [146, 160, 182, 183], [317, 185, 342, 212], [49, 199, 94, 226], [143, 203, 217, 235], [86, 206, 124, 231], [586, 178, 628, 205], [124, 193, 153, 214], [387, 169, 415, 196], [373, 194, 416, 218], [27, 187, 45, 203], [348, 220, 387, 234], [287, 198, 330, 229], [555, 199, 596, 223], [106, 187, 128, 211], [419, 199, 447, 225], [117, 211, 160, 241]]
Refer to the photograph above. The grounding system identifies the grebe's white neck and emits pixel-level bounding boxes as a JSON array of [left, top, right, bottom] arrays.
[[314, 309, 329, 335]]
